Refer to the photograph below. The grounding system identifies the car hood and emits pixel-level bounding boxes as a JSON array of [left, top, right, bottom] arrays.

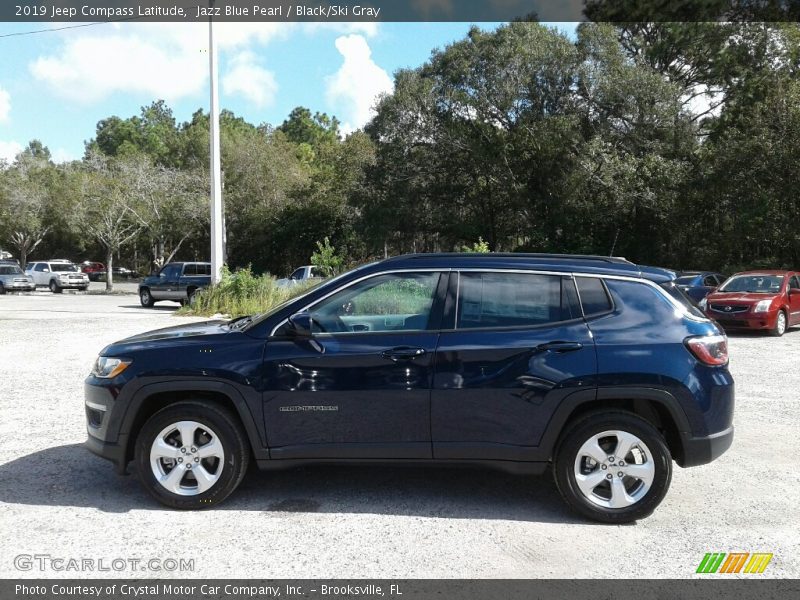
[[707, 292, 779, 303], [112, 319, 228, 346]]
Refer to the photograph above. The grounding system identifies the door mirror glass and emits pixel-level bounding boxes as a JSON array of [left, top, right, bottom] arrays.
[[287, 312, 314, 337]]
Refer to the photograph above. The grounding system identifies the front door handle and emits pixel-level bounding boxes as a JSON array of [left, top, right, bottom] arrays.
[[381, 347, 427, 362], [536, 341, 584, 354]]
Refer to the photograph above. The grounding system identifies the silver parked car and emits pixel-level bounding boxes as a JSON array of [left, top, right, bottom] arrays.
[[0, 262, 36, 294]]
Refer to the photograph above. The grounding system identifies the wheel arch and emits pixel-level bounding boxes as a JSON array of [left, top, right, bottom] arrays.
[[121, 380, 266, 466], [540, 387, 690, 465]]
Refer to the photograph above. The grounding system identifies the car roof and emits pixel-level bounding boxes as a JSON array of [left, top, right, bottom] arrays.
[[377, 253, 674, 283]]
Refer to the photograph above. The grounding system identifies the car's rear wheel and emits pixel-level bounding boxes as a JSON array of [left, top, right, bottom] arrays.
[[771, 310, 787, 337], [49, 280, 62, 294], [135, 402, 249, 509], [554, 411, 672, 523], [187, 287, 198, 306], [139, 288, 155, 308]]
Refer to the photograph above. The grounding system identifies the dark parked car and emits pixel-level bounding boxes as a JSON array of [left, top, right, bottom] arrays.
[[676, 271, 725, 303], [700, 270, 800, 336], [138, 262, 212, 307], [80, 261, 106, 281], [86, 253, 734, 523]]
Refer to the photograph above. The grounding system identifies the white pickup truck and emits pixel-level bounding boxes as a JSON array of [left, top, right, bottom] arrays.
[[276, 265, 329, 288]]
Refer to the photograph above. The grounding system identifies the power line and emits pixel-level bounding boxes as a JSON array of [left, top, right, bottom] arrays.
[[0, 20, 128, 39]]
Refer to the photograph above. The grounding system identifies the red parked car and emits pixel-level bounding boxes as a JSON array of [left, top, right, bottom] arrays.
[[80, 261, 106, 282], [700, 270, 800, 336]]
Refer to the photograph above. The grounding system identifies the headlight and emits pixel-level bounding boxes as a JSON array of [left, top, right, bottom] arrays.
[[753, 299, 772, 313], [698, 298, 707, 310], [92, 357, 132, 378]]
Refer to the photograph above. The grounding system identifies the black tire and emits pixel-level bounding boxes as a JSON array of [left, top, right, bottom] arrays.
[[770, 310, 788, 337], [187, 287, 198, 306], [0, 283, 5, 295], [49, 280, 62, 294], [139, 287, 155, 308], [554, 411, 672, 524], [135, 401, 250, 509]]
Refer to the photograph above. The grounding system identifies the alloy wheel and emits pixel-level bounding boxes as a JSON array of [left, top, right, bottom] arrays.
[[777, 312, 786, 335], [149, 421, 225, 496], [573, 430, 655, 509]]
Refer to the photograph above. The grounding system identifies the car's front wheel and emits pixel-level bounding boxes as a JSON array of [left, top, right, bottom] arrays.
[[554, 411, 672, 523], [770, 310, 787, 337], [135, 401, 250, 509], [139, 288, 155, 308], [49, 280, 62, 294]]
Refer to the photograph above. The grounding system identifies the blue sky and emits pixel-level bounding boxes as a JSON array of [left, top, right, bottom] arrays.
[[0, 21, 574, 163]]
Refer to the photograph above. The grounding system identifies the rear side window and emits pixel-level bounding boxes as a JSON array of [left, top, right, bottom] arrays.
[[576, 277, 613, 316], [183, 264, 197, 276], [660, 281, 706, 318], [456, 272, 569, 329]]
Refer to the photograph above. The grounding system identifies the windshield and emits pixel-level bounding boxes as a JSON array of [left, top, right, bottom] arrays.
[[51, 263, 78, 272], [0, 266, 23, 275], [718, 274, 784, 294]]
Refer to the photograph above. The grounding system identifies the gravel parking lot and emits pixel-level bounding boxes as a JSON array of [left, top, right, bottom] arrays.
[[0, 292, 798, 579]]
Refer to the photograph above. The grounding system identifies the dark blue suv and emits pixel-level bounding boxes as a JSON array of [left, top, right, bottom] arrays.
[[85, 254, 734, 523]]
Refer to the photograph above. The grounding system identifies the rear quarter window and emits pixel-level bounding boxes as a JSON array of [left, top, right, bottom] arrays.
[[575, 277, 613, 316]]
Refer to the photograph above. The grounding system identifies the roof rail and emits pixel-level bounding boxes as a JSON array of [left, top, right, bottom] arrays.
[[393, 252, 635, 265]]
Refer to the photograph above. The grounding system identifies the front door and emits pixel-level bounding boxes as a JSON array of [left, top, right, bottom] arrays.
[[262, 270, 448, 459], [789, 275, 800, 325], [153, 264, 181, 299], [432, 271, 597, 461]]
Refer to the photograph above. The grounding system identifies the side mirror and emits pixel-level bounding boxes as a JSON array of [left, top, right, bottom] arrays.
[[287, 312, 314, 337]]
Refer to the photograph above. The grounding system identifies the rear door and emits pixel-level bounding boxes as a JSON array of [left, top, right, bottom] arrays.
[[431, 270, 596, 461]]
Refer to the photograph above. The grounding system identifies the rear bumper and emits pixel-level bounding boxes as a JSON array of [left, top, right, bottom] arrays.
[[678, 426, 734, 467]]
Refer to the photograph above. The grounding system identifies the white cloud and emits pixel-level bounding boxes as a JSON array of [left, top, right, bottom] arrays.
[[325, 35, 393, 132], [51, 147, 75, 164], [0, 140, 23, 164], [29, 22, 379, 106], [29, 23, 289, 104], [0, 86, 10, 122], [222, 52, 278, 108]]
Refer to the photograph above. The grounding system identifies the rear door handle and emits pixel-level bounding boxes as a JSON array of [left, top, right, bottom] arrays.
[[536, 341, 584, 353], [381, 347, 427, 362]]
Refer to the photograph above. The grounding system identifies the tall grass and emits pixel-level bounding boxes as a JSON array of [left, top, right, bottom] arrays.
[[178, 266, 317, 318]]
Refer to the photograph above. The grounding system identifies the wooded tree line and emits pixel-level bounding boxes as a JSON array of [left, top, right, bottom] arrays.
[[1, 22, 799, 278]]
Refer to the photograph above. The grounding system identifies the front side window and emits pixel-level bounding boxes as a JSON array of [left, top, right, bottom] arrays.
[[290, 268, 305, 280], [456, 272, 566, 329], [703, 275, 718, 287], [34, 263, 47, 272], [310, 272, 441, 334]]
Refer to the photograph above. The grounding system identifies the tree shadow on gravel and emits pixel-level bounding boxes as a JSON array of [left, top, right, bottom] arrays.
[[0, 443, 583, 524]]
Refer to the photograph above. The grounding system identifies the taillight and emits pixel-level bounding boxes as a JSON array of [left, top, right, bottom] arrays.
[[685, 335, 729, 366]]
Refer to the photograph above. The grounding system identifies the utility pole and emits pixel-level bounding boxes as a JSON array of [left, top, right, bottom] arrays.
[[208, 0, 224, 283]]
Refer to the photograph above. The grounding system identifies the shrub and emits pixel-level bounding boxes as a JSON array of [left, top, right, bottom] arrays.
[[179, 266, 318, 318]]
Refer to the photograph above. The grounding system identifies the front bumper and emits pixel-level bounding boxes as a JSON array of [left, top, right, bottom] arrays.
[[8, 284, 36, 291], [84, 381, 129, 474], [706, 309, 777, 330], [679, 426, 734, 467]]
